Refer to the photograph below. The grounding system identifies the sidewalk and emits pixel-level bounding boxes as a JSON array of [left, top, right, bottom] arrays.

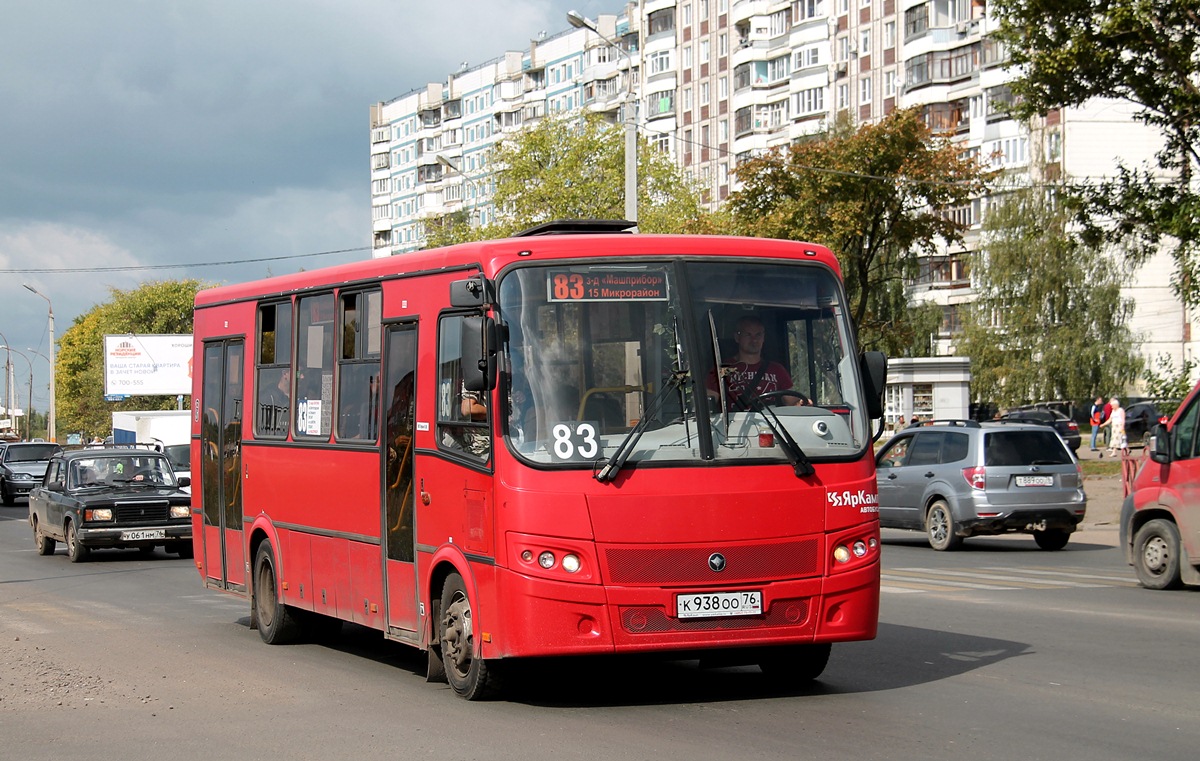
[[1076, 438, 1142, 530]]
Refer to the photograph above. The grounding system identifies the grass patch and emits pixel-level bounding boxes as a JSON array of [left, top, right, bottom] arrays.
[[1082, 459, 1124, 478]]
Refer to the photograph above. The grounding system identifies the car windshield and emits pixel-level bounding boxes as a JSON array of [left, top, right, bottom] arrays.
[[164, 444, 190, 470], [4, 444, 60, 463], [497, 259, 869, 470], [984, 430, 1073, 466], [70, 454, 177, 488]]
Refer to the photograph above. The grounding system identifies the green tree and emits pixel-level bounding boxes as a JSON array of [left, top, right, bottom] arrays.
[[58, 280, 206, 438], [424, 112, 708, 248], [993, 0, 1200, 304], [956, 182, 1142, 406], [724, 108, 993, 355]]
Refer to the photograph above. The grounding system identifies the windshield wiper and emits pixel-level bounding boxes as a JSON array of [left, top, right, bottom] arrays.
[[744, 396, 815, 478], [594, 368, 689, 483]]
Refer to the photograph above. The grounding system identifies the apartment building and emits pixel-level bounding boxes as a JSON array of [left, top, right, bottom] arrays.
[[369, 0, 1193, 372]]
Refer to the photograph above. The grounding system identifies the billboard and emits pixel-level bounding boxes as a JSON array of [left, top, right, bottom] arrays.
[[104, 334, 194, 397]]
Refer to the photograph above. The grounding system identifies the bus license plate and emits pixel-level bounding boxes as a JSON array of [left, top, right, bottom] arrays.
[[677, 590, 763, 619], [1015, 475, 1053, 487], [121, 529, 166, 541]]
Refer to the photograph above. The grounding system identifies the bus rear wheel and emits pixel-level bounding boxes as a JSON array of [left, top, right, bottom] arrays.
[[439, 572, 500, 700], [254, 542, 302, 644]]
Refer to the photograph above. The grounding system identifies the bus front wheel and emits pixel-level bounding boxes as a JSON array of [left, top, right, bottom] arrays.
[[758, 643, 832, 683], [439, 572, 500, 700], [254, 542, 302, 644]]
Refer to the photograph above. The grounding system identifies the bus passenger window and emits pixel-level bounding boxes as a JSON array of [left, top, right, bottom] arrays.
[[337, 289, 381, 441], [437, 314, 491, 460], [256, 301, 292, 438], [296, 292, 335, 438]]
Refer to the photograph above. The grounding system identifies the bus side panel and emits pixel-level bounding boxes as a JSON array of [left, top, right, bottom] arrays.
[[282, 528, 314, 612], [349, 539, 385, 630]]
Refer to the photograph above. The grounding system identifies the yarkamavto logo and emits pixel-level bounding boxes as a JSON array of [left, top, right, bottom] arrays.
[[828, 489, 880, 512]]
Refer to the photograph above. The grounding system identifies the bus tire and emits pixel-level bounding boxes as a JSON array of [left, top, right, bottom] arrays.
[[439, 572, 499, 700], [758, 643, 832, 683], [1133, 519, 1184, 590], [254, 541, 302, 644]]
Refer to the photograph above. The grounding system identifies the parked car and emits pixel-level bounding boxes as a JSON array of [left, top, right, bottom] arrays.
[[1, 441, 63, 505], [998, 408, 1082, 451], [1121, 385, 1200, 589], [27, 448, 192, 562], [876, 419, 1087, 551], [1122, 400, 1176, 447]]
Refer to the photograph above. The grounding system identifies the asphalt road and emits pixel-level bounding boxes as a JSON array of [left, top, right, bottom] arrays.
[[1, 499, 1196, 761]]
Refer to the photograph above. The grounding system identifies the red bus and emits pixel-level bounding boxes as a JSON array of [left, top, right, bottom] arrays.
[[191, 221, 887, 699]]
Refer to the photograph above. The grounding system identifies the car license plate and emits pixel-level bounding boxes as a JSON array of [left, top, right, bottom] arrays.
[[120, 529, 166, 541], [1015, 475, 1054, 487], [676, 590, 763, 619]]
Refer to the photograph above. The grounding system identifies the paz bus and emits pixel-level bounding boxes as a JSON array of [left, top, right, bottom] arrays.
[[190, 220, 887, 699]]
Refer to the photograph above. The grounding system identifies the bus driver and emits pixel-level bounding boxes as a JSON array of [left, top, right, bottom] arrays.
[[707, 316, 810, 409]]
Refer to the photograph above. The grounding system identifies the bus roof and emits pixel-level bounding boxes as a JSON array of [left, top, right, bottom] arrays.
[[194, 232, 840, 307]]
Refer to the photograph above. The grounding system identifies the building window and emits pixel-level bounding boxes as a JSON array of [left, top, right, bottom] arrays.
[[860, 77, 872, 104]]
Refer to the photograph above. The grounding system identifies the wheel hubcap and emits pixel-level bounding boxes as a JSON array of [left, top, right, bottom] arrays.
[[1142, 536, 1169, 574], [930, 510, 948, 542], [442, 592, 473, 676]]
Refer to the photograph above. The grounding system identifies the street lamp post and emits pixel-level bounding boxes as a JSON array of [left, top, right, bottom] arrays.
[[0, 331, 11, 437], [22, 284, 55, 443], [0, 346, 33, 440], [567, 10, 638, 224], [436, 155, 483, 224]]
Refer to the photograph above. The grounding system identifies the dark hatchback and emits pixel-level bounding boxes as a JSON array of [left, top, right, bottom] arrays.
[[28, 448, 192, 562], [998, 409, 1081, 452]]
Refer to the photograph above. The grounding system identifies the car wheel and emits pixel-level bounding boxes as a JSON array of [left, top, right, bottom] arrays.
[[253, 541, 301, 644], [439, 572, 501, 700], [1, 480, 13, 506], [758, 643, 832, 683], [32, 517, 55, 556], [1133, 519, 1184, 590], [171, 541, 194, 559], [66, 521, 89, 563], [1033, 528, 1070, 551], [925, 499, 962, 551]]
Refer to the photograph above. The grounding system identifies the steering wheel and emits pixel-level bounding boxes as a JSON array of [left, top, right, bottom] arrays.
[[752, 389, 811, 406]]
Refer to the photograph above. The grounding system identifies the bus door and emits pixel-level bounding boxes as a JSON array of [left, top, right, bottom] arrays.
[[200, 339, 247, 592], [381, 323, 419, 636]]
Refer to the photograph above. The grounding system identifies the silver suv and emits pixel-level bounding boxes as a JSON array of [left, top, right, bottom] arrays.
[[875, 420, 1086, 550]]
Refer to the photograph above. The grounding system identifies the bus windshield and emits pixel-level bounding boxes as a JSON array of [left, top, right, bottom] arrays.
[[498, 259, 868, 470]]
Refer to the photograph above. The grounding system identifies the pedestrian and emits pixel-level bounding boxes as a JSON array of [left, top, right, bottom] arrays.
[[1089, 395, 1105, 451], [1101, 396, 1114, 451], [1102, 397, 1127, 457]]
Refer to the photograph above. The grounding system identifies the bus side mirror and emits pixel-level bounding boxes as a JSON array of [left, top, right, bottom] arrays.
[[1150, 423, 1171, 464], [461, 316, 497, 392], [859, 351, 887, 420], [450, 276, 494, 308]]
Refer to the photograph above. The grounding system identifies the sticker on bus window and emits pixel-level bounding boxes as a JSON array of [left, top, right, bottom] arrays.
[[548, 421, 602, 461], [546, 270, 669, 302]]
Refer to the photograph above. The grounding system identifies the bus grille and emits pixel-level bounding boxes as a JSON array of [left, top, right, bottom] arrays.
[[115, 502, 170, 522], [603, 539, 819, 585], [619, 598, 811, 634]]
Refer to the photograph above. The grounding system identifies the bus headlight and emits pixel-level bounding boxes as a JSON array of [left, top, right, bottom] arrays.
[[561, 554, 581, 574], [538, 551, 556, 569], [833, 545, 851, 564]]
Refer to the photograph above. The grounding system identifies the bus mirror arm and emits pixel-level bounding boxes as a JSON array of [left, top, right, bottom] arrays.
[[450, 276, 495, 307]]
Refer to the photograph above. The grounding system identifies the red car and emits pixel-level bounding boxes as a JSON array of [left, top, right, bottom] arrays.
[[1121, 383, 1200, 589]]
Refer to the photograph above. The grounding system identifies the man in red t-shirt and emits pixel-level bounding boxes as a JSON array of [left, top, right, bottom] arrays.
[[707, 316, 809, 408]]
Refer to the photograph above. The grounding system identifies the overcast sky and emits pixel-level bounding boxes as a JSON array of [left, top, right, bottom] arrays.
[[0, 0, 609, 423]]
